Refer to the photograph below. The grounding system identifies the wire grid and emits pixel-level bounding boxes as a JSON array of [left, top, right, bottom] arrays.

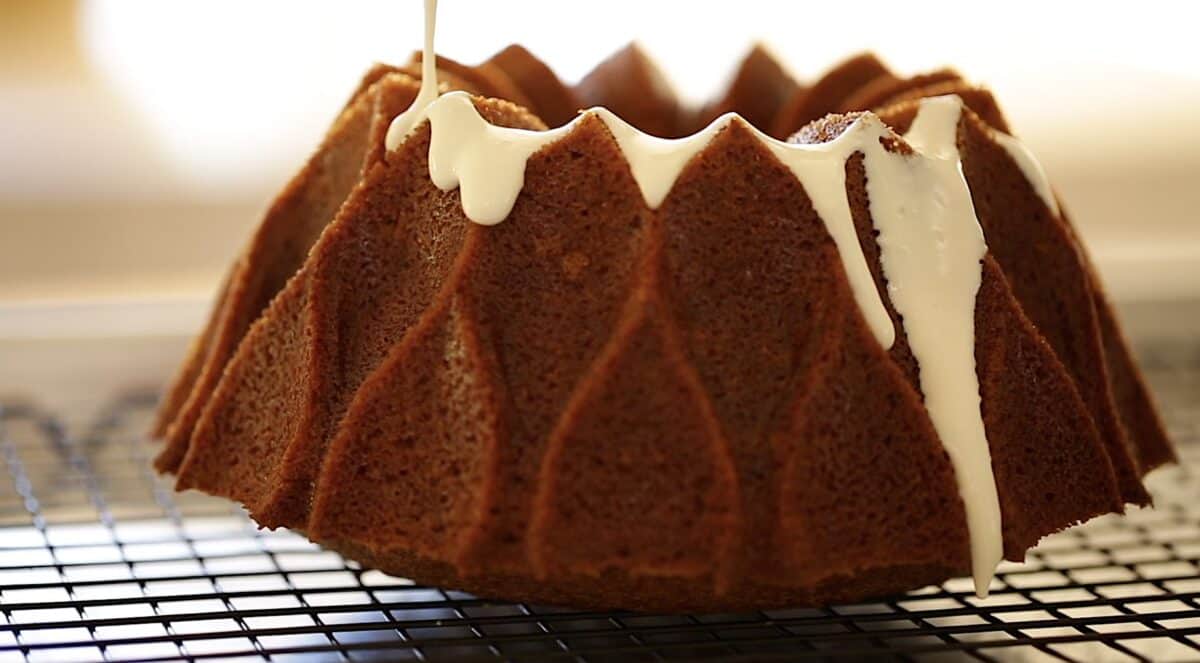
[[0, 340, 1197, 663]]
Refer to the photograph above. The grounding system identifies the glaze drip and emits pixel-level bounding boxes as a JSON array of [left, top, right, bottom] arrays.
[[891, 97, 1001, 595], [384, 0, 440, 147], [378, 0, 1083, 598], [991, 130, 1060, 215]]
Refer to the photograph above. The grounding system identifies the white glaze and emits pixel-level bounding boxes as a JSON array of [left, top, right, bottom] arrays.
[[391, 93, 898, 348], [378, 0, 1089, 598], [991, 130, 1061, 215], [894, 97, 1001, 596], [383, 0, 440, 148]]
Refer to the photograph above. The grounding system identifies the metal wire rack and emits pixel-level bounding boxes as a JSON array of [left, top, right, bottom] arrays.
[[1, 339, 1197, 662]]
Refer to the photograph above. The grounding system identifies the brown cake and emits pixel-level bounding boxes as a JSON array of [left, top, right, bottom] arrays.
[[152, 41, 1174, 612]]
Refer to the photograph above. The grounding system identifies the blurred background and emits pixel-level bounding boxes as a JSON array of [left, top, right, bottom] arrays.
[[1, 0, 1198, 370]]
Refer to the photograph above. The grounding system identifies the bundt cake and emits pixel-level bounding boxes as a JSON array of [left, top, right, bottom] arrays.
[[153, 4, 1174, 612]]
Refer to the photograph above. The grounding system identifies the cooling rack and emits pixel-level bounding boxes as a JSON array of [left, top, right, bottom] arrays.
[[1, 339, 1197, 662]]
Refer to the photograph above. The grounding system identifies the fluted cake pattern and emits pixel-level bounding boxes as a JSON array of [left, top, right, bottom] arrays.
[[152, 46, 1174, 611]]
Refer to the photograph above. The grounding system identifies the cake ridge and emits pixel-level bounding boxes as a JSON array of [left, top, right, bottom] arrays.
[[527, 276, 744, 590], [691, 42, 801, 136], [445, 111, 657, 574], [771, 52, 892, 139], [838, 68, 962, 118], [307, 272, 505, 564], [484, 44, 582, 128], [153, 68, 390, 475], [576, 42, 688, 139]]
